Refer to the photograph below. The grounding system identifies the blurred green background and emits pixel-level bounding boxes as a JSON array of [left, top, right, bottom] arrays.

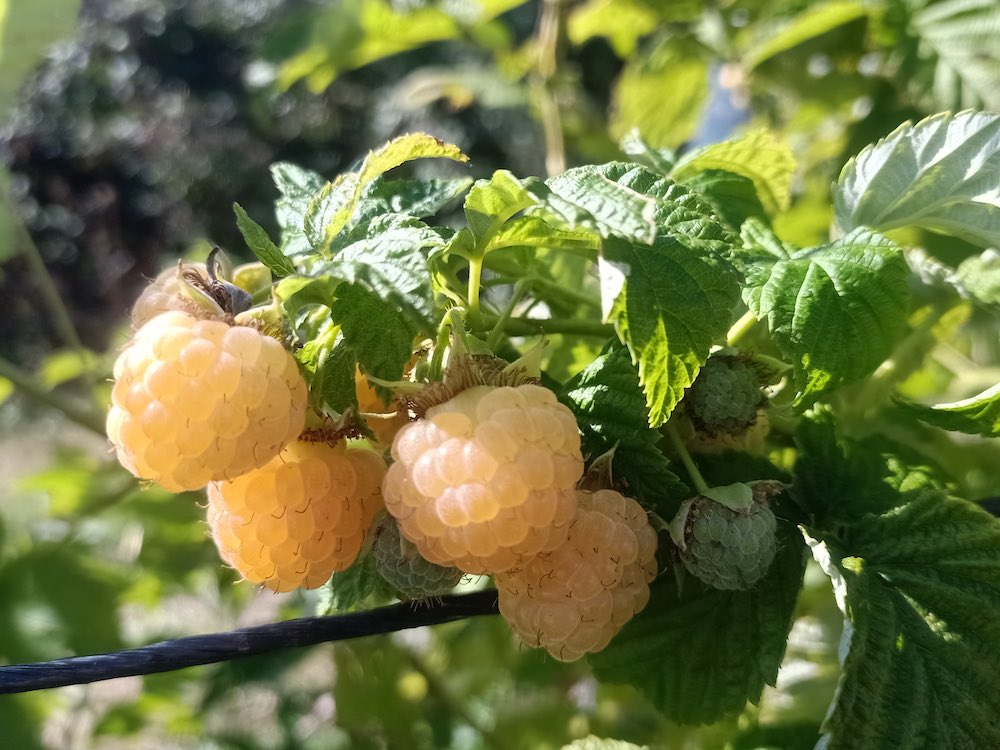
[[1, 0, 997, 747]]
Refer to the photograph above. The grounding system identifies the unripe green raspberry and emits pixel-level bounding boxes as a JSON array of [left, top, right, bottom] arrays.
[[372, 515, 464, 599], [685, 354, 762, 434], [673, 481, 780, 591]]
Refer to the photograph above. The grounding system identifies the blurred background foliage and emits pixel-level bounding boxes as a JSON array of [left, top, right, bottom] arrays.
[[0, 0, 997, 747]]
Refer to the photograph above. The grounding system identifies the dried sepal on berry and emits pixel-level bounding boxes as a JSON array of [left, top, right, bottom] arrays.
[[382, 383, 583, 575], [207, 439, 386, 592], [494, 489, 658, 662], [107, 310, 307, 491]]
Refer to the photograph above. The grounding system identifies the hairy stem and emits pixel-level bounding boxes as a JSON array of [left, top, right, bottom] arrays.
[[484, 281, 529, 351], [480, 314, 613, 338], [0, 591, 499, 694], [0, 356, 105, 435], [664, 421, 710, 495]]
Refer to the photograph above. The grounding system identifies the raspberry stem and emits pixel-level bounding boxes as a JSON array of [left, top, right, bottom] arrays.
[[727, 310, 758, 347], [467, 254, 484, 327], [665, 420, 710, 495], [484, 280, 529, 351]]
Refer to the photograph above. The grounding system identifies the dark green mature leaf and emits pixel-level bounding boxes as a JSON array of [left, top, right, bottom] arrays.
[[834, 111, 1000, 248], [681, 170, 768, 232], [316, 214, 441, 329], [271, 161, 325, 256], [592, 166, 740, 426], [896, 383, 1000, 437], [233, 203, 296, 277], [745, 228, 909, 405], [808, 490, 1000, 750], [354, 177, 473, 223], [561, 346, 687, 514], [590, 521, 806, 724], [330, 283, 416, 383]]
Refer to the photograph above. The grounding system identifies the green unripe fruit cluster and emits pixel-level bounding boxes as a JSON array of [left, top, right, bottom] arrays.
[[686, 354, 763, 434], [372, 516, 464, 599], [677, 490, 778, 591]]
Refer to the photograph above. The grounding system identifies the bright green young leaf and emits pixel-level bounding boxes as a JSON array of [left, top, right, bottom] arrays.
[[672, 130, 795, 215], [590, 521, 806, 724], [233, 202, 296, 276], [561, 346, 688, 513], [561, 737, 648, 750], [317, 214, 442, 326], [744, 1, 868, 70], [464, 170, 536, 248], [908, 0, 1000, 112], [484, 215, 601, 256], [357, 132, 468, 184], [304, 173, 360, 252], [745, 228, 910, 405], [610, 42, 709, 150], [808, 489, 1000, 750], [953, 249, 1000, 308], [317, 552, 391, 615], [330, 283, 417, 383], [354, 177, 473, 222], [592, 166, 740, 426], [567, 0, 659, 57], [895, 383, 1000, 438], [535, 166, 658, 245], [834, 111, 1000, 248], [271, 161, 326, 255]]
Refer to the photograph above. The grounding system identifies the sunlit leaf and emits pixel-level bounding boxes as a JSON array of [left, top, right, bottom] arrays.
[[744, 1, 868, 70], [233, 203, 296, 276], [896, 383, 1000, 438]]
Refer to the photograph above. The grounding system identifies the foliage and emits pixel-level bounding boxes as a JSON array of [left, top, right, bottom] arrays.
[[2, 1, 1000, 749]]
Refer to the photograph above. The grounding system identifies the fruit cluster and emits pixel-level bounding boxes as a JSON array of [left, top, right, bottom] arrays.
[[108, 260, 790, 662]]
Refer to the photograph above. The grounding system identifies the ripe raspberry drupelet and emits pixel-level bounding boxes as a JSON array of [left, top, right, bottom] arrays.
[[130, 263, 206, 329], [107, 310, 308, 492], [494, 489, 658, 662], [207, 440, 386, 592], [382, 384, 584, 574]]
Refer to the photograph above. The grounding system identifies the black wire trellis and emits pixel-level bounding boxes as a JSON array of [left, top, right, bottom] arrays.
[[0, 590, 499, 694]]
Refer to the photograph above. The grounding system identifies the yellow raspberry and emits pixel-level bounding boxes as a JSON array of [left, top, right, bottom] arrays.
[[355, 367, 408, 448], [494, 489, 658, 662], [131, 263, 207, 329], [382, 384, 584, 575], [107, 310, 308, 492], [207, 440, 386, 592]]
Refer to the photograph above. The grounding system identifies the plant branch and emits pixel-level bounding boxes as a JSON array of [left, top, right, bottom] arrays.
[[0, 590, 499, 694], [0, 355, 106, 435], [533, 0, 566, 176], [482, 314, 613, 338]]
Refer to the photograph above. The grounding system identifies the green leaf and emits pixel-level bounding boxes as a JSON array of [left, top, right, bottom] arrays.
[[303, 172, 361, 252], [671, 130, 795, 215], [744, 1, 868, 70], [595, 167, 741, 425], [745, 228, 910, 405], [567, 0, 659, 57], [464, 169, 536, 248], [619, 130, 676, 177], [330, 283, 416, 383], [354, 176, 473, 222], [318, 214, 442, 326], [298, 327, 358, 415], [808, 490, 1000, 749], [271, 161, 326, 255], [357, 132, 468, 184], [610, 42, 709, 150], [233, 203, 296, 277], [681, 170, 768, 232], [834, 111, 1000, 248], [895, 383, 1000, 438], [953, 249, 1000, 308], [590, 521, 806, 724], [317, 552, 391, 614], [561, 346, 688, 514], [535, 166, 658, 245], [484, 215, 601, 256], [561, 736, 647, 750]]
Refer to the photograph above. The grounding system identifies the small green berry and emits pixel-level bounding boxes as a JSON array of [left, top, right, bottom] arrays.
[[685, 354, 763, 434], [372, 515, 464, 599]]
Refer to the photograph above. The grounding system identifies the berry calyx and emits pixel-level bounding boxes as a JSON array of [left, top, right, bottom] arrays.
[[494, 489, 658, 662], [382, 383, 583, 574], [372, 514, 464, 599], [207, 439, 386, 592], [684, 353, 764, 435], [671, 481, 782, 591], [107, 310, 308, 491]]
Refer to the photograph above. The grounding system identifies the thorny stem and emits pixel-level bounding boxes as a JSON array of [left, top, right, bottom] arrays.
[[0, 355, 105, 435], [403, 649, 515, 750], [533, 0, 566, 177], [664, 421, 710, 495], [484, 281, 529, 351]]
